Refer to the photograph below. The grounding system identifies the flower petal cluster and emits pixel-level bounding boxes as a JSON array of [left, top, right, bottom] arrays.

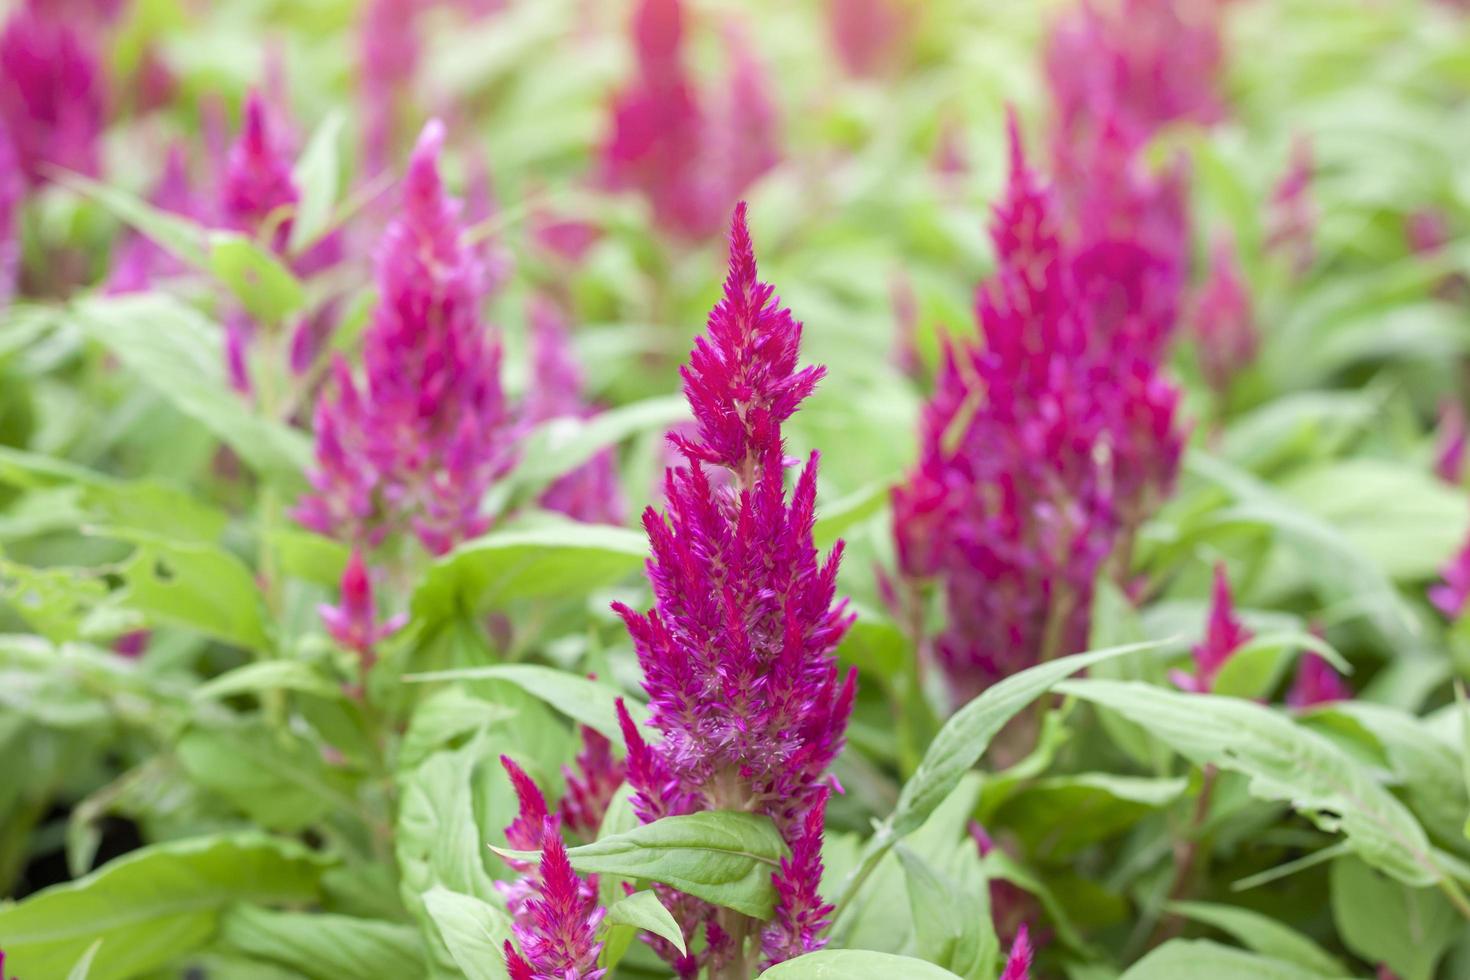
[[601, 0, 780, 241], [317, 549, 406, 662], [0, 0, 106, 186], [893, 122, 1185, 702], [526, 298, 626, 526], [1287, 652, 1350, 708], [825, 0, 914, 77], [0, 125, 21, 307], [501, 822, 606, 980], [1000, 924, 1033, 980], [1266, 135, 1317, 275], [1431, 538, 1470, 621], [611, 203, 855, 971], [1171, 564, 1252, 693], [1193, 233, 1257, 395], [296, 120, 514, 554], [558, 725, 627, 839], [1436, 400, 1466, 486]]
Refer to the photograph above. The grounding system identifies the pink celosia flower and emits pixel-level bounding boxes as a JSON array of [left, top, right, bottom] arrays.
[[1171, 564, 1252, 693], [1193, 232, 1256, 395], [1000, 924, 1033, 980], [113, 629, 150, 658], [1265, 134, 1316, 276], [318, 549, 407, 663], [296, 121, 513, 554], [0, 124, 20, 306], [1435, 400, 1466, 485], [359, 0, 422, 175], [1431, 538, 1470, 621], [1286, 652, 1349, 708], [221, 90, 299, 252], [108, 144, 201, 294], [967, 822, 1041, 948], [501, 818, 607, 980], [1407, 208, 1450, 255], [893, 119, 1185, 703], [826, 0, 914, 77], [27, 0, 127, 25], [612, 203, 855, 972], [526, 298, 626, 525], [760, 787, 835, 967], [601, 0, 780, 241], [0, 0, 107, 185], [558, 726, 627, 839]]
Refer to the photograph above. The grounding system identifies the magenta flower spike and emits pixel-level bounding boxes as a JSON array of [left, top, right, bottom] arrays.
[[1407, 208, 1450, 255], [502, 817, 607, 980], [0, 0, 106, 186], [1431, 538, 1470, 621], [559, 726, 627, 839], [317, 549, 406, 663], [108, 144, 201, 294], [1265, 134, 1317, 276], [1000, 924, 1033, 980], [359, 0, 422, 175], [826, 0, 913, 77], [1171, 564, 1252, 693], [1435, 400, 1466, 485], [295, 120, 514, 554], [0, 124, 20, 307], [1287, 652, 1350, 708], [1193, 232, 1257, 395], [526, 298, 626, 526], [611, 203, 855, 972], [893, 117, 1185, 703], [221, 90, 299, 252]]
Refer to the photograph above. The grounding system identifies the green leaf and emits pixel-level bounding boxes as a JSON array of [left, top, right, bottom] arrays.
[[218, 905, 423, 980], [396, 742, 501, 908], [1210, 630, 1350, 701], [601, 889, 687, 971], [504, 811, 787, 919], [1058, 679, 1446, 887], [74, 294, 310, 488], [289, 111, 346, 256], [990, 774, 1187, 859], [270, 527, 351, 587], [510, 395, 687, 499], [1167, 901, 1347, 976], [176, 721, 358, 831], [813, 480, 892, 548], [192, 660, 346, 703], [0, 833, 330, 980], [55, 171, 209, 268], [758, 949, 965, 979], [1120, 939, 1334, 980], [404, 664, 647, 741], [66, 940, 103, 980], [1330, 856, 1460, 980], [896, 843, 996, 980], [398, 686, 519, 772], [411, 521, 646, 622], [422, 887, 513, 980], [207, 232, 306, 325]]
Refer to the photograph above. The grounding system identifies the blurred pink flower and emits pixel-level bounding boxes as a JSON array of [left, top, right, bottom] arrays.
[[1193, 232, 1257, 395], [1171, 563, 1252, 693], [0, 124, 21, 306], [558, 726, 626, 839], [107, 144, 202, 294], [1286, 652, 1349, 708], [1265, 134, 1316, 276], [1431, 538, 1470, 620], [0, 0, 107, 185], [1001, 924, 1033, 980], [1435, 400, 1466, 485], [317, 549, 406, 663], [826, 0, 914, 77]]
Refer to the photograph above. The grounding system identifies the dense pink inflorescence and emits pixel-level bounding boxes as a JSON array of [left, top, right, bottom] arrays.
[[0, 0, 107, 186], [612, 203, 855, 971], [0, 125, 20, 306], [221, 91, 299, 252], [1431, 539, 1470, 621], [558, 726, 626, 839], [359, 0, 422, 174], [1435, 400, 1466, 485], [1265, 134, 1317, 275], [295, 120, 514, 554], [1193, 232, 1257, 395], [1287, 652, 1350, 708], [500, 817, 606, 980], [826, 0, 914, 77], [1000, 924, 1034, 980], [525, 298, 626, 526], [601, 0, 780, 240], [317, 549, 406, 661], [893, 120, 1185, 702], [1171, 564, 1252, 693]]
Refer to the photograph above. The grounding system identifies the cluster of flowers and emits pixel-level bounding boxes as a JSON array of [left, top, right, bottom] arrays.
[[601, 0, 780, 241], [891, 116, 1187, 703]]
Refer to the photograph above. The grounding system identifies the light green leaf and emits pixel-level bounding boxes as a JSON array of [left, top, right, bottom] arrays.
[[193, 660, 345, 703], [896, 844, 996, 980], [1120, 939, 1334, 980], [176, 722, 357, 832], [1058, 679, 1445, 887], [412, 521, 646, 622], [758, 949, 964, 979], [56, 171, 209, 268], [813, 480, 892, 548], [422, 887, 513, 980], [207, 232, 306, 326], [66, 939, 102, 980], [503, 811, 787, 919], [510, 395, 687, 499], [1211, 630, 1350, 701], [289, 111, 346, 256], [991, 775, 1187, 859], [396, 742, 500, 908], [1167, 901, 1347, 976], [218, 905, 423, 980], [404, 664, 647, 741], [74, 294, 310, 489], [0, 833, 330, 980], [601, 888, 687, 970], [1330, 856, 1460, 980]]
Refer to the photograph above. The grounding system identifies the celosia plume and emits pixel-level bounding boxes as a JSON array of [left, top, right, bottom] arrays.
[[1435, 400, 1466, 486], [295, 120, 514, 554], [0, 0, 107, 185], [1193, 232, 1257, 395], [1000, 924, 1033, 980], [893, 119, 1185, 702], [558, 725, 626, 839], [602, 0, 780, 240], [359, 0, 422, 174], [1265, 134, 1316, 276], [0, 124, 20, 306], [612, 203, 855, 971], [317, 550, 406, 662], [826, 0, 914, 77], [1171, 564, 1251, 693], [1287, 652, 1349, 708], [501, 818, 607, 980], [221, 90, 299, 252], [1431, 538, 1470, 621]]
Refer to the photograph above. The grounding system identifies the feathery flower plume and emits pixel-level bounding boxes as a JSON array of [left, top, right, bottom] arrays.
[[559, 726, 626, 839], [612, 204, 855, 972], [221, 90, 299, 252], [1431, 538, 1470, 621], [826, 0, 914, 77], [893, 119, 1185, 702], [526, 298, 626, 526], [1265, 134, 1316, 276], [0, 0, 107, 185], [1171, 564, 1251, 693], [1287, 652, 1349, 708], [0, 125, 20, 306], [295, 120, 514, 554], [501, 818, 607, 980], [1407, 208, 1450, 255], [1193, 232, 1257, 396], [1435, 400, 1466, 486], [602, 0, 780, 241], [318, 550, 406, 664], [1000, 924, 1033, 980]]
